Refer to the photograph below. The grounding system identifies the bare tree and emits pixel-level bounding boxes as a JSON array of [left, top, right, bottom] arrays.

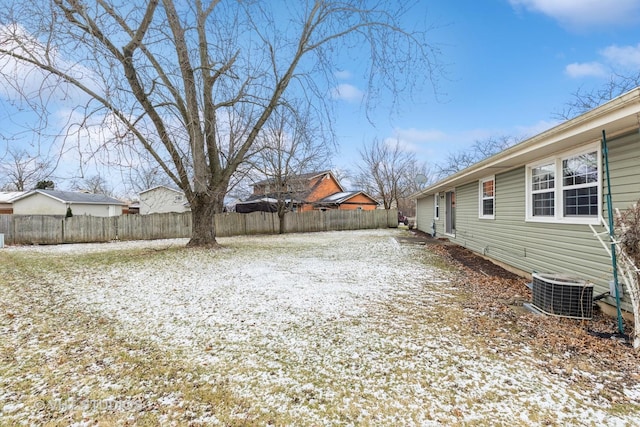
[[436, 135, 521, 179], [251, 104, 333, 233], [331, 168, 353, 188], [554, 73, 640, 120], [354, 138, 421, 210], [0, 0, 441, 247], [0, 147, 54, 190], [398, 159, 432, 216], [71, 174, 112, 195], [125, 163, 174, 195]]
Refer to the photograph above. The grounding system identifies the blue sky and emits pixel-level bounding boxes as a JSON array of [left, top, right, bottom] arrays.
[[330, 0, 640, 175], [2, 0, 640, 195]]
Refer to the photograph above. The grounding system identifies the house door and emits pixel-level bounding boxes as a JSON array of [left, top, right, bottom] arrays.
[[445, 191, 456, 235]]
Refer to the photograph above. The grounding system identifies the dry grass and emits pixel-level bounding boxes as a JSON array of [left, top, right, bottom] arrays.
[[1, 229, 639, 426]]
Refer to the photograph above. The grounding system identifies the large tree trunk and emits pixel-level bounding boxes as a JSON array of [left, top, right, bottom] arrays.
[[278, 211, 286, 234], [187, 193, 219, 248]]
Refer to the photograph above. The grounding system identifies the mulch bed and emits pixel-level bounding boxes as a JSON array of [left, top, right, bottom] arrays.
[[408, 229, 640, 378]]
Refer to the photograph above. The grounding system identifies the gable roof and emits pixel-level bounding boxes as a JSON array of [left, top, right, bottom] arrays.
[[414, 87, 640, 198], [253, 170, 343, 188], [318, 191, 378, 205], [305, 171, 346, 194], [139, 185, 184, 195], [0, 191, 25, 203], [242, 193, 300, 203], [12, 189, 126, 205]]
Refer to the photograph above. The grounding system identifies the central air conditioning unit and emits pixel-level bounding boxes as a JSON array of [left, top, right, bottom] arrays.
[[531, 273, 594, 320]]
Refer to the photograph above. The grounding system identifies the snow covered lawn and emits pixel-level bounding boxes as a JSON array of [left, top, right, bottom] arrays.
[[1, 229, 639, 425]]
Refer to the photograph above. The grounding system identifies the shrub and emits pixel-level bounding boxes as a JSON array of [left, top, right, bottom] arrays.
[[616, 201, 640, 267]]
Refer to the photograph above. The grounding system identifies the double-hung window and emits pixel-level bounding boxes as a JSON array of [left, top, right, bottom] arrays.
[[526, 144, 600, 224], [531, 163, 555, 217], [478, 176, 495, 219], [562, 152, 599, 216]]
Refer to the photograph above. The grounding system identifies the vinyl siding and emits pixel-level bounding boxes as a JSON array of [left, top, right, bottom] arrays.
[[140, 187, 190, 215], [13, 194, 121, 217], [417, 132, 639, 311], [450, 166, 617, 303], [436, 193, 446, 237], [13, 194, 66, 215], [606, 131, 640, 210], [416, 195, 434, 233]]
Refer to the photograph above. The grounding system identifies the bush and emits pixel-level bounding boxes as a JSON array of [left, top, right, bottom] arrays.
[[616, 201, 640, 266]]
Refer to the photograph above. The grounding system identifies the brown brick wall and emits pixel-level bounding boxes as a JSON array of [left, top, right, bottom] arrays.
[[337, 194, 378, 211]]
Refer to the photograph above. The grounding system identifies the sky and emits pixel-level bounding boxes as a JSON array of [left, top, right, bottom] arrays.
[[2, 0, 640, 196], [330, 0, 640, 178]]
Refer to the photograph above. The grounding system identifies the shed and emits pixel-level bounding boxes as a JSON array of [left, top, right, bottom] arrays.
[[139, 185, 191, 215]]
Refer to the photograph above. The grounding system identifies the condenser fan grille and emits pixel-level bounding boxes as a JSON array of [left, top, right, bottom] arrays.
[[532, 273, 594, 319]]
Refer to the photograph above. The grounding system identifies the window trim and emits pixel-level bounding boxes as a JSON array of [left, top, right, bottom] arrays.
[[434, 192, 439, 220], [525, 143, 601, 225], [478, 175, 495, 220]]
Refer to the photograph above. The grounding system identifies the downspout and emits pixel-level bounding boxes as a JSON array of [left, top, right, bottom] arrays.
[[602, 130, 625, 334]]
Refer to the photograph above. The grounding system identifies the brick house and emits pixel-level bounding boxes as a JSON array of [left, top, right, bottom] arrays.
[[237, 171, 378, 213]]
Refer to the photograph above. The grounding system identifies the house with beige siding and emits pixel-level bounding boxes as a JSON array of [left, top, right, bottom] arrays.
[[414, 88, 640, 314], [12, 190, 125, 217], [139, 185, 190, 215]]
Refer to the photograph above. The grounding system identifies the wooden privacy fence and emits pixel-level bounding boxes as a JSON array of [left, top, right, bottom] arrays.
[[0, 209, 399, 245]]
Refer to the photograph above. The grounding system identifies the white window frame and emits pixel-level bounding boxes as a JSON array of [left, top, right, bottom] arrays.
[[434, 192, 439, 219], [478, 176, 495, 219], [525, 143, 601, 225]]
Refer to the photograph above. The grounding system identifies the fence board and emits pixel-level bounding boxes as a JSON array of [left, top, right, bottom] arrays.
[[63, 215, 114, 243], [0, 214, 13, 245], [1, 209, 398, 246], [13, 215, 63, 245], [215, 212, 246, 237]]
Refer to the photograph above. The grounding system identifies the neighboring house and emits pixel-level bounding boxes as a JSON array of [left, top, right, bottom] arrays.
[[139, 185, 191, 215], [123, 201, 140, 215], [413, 87, 640, 314], [0, 191, 24, 214], [11, 190, 125, 217], [237, 171, 379, 213], [315, 191, 379, 211]]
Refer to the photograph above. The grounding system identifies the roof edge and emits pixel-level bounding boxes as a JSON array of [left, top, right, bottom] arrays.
[[414, 86, 640, 198]]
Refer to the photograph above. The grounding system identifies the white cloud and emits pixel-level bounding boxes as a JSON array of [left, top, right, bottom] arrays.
[[564, 62, 607, 78], [509, 0, 640, 29], [382, 136, 418, 153], [334, 70, 352, 80], [513, 119, 559, 137], [371, 122, 560, 167], [600, 44, 640, 69], [393, 127, 447, 143], [382, 127, 452, 157], [0, 23, 99, 103], [564, 43, 640, 80], [330, 83, 364, 102]]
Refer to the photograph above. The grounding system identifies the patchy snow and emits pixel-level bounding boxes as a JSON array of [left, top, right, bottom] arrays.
[[2, 237, 190, 254], [2, 229, 639, 425]]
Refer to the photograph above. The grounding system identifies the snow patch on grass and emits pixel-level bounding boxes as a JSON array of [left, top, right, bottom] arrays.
[[2, 229, 639, 425]]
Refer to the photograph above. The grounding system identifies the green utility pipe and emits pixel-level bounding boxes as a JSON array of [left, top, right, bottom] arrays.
[[602, 130, 624, 335]]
